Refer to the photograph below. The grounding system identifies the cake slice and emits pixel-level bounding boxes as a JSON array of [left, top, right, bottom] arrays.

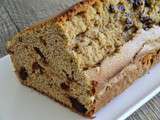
[[6, 0, 160, 117]]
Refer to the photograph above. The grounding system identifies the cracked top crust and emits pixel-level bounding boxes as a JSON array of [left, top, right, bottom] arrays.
[[53, 0, 98, 24], [6, 0, 101, 46], [19, 0, 99, 31]]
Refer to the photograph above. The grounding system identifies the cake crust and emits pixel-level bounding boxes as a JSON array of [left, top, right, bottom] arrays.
[[53, 0, 98, 23]]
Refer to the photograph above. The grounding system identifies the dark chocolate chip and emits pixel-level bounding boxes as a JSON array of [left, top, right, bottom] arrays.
[[32, 62, 44, 74], [124, 25, 132, 31], [71, 71, 74, 76], [82, 67, 89, 71], [55, 40, 58, 43], [109, 4, 116, 13], [95, 61, 101, 66], [34, 47, 45, 58], [73, 44, 79, 52], [70, 59, 73, 63], [69, 97, 87, 114], [106, 86, 111, 91], [140, 15, 152, 23], [19, 67, 28, 80], [19, 37, 22, 42], [79, 1, 84, 5], [92, 88, 96, 95], [88, 42, 92, 46], [96, 11, 100, 15], [132, 26, 139, 33], [144, 0, 151, 7], [32, 62, 40, 70], [130, 0, 143, 9], [77, 11, 85, 16], [124, 18, 134, 31], [48, 82, 53, 88], [157, 49, 160, 54], [150, 58, 154, 64], [33, 47, 48, 64], [140, 16, 154, 30], [39, 36, 47, 46], [61, 83, 69, 91], [6, 49, 14, 54]]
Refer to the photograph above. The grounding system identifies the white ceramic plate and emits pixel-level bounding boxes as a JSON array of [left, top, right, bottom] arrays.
[[0, 55, 160, 120]]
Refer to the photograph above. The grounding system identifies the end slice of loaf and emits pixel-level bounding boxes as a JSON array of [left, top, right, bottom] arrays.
[[6, 0, 160, 117]]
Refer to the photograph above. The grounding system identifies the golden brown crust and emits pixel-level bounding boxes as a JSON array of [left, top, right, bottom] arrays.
[[17, 0, 99, 31], [6, 0, 99, 49], [53, 0, 98, 24]]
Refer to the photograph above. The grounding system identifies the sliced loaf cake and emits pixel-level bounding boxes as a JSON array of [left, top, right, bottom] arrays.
[[6, 0, 160, 117]]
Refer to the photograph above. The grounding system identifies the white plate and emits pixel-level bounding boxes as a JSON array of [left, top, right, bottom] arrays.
[[0, 55, 160, 120]]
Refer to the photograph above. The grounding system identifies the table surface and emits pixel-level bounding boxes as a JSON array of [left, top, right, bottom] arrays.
[[0, 0, 160, 120]]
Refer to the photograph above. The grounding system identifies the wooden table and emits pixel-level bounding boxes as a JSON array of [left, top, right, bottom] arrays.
[[0, 0, 160, 119]]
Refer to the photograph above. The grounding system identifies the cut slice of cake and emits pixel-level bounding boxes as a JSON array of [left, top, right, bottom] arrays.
[[6, 0, 160, 117]]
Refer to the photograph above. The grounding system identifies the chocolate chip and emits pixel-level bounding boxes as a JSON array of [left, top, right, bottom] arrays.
[[72, 44, 79, 52], [77, 12, 85, 17], [95, 61, 101, 66], [39, 36, 47, 46], [157, 49, 160, 54], [69, 97, 87, 114], [71, 71, 74, 76], [106, 86, 111, 91], [61, 83, 69, 91], [32, 62, 44, 74], [124, 18, 134, 31], [88, 42, 92, 46], [92, 88, 96, 95], [33, 47, 48, 64], [48, 82, 53, 88], [70, 59, 73, 63], [82, 67, 89, 71], [6, 49, 14, 54], [32, 62, 40, 70], [150, 58, 154, 64], [124, 25, 132, 31], [19, 67, 28, 80], [132, 26, 139, 33], [109, 4, 116, 13], [19, 37, 22, 42], [34, 47, 45, 58], [140, 16, 154, 30], [144, 0, 151, 7], [140, 15, 150, 22], [130, 0, 143, 9]]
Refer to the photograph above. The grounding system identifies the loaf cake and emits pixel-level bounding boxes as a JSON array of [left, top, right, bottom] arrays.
[[6, 0, 160, 117]]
